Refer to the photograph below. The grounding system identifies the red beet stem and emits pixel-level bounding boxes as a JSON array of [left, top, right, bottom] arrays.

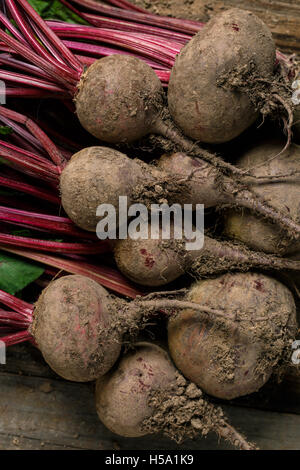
[[0, 10, 27, 44], [3, 87, 69, 98], [61, 0, 188, 43], [0, 53, 60, 81], [0, 69, 68, 93], [14, 0, 83, 72], [0, 28, 77, 89], [0, 289, 32, 318], [0, 140, 60, 182], [0, 107, 65, 168], [62, 39, 168, 69], [0, 246, 142, 299], [0, 330, 32, 346], [71, 0, 202, 34], [105, 0, 147, 13], [0, 114, 44, 153], [49, 23, 179, 67], [156, 69, 171, 84], [0, 176, 60, 205], [0, 310, 31, 329], [0, 232, 108, 255], [0, 205, 101, 241], [6, 0, 76, 73], [82, 13, 191, 42], [49, 22, 183, 51], [27, 16, 74, 68]]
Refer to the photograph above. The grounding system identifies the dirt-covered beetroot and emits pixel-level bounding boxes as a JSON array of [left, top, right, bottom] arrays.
[[168, 272, 297, 400], [60, 146, 146, 231], [60, 146, 300, 237], [224, 139, 300, 255], [75, 55, 164, 144], [168, 8, 275, 143], [95, 342, 255, 449], [114, 235, 185, 287], [31, 274, 122, 382], [114, 224, 300, 287], [168, 8, 277, 144], [96, 342, 176, 438]]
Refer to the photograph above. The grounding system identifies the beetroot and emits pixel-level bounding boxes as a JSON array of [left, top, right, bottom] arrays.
[[60, 146, 300, 238], [31, 274, 122, 381], [224, 139, 300, 255], [168, 272, 297, 399], [95, 341, 256, 449], [75, 55, 164, 144], [60, 146, 145, 231], [168, 8, 289, 144], [114, 225, 300, 287]]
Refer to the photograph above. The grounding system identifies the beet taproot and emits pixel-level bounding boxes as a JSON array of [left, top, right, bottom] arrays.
[[168, 272, 297, 400], [60, 146, 146, 231], [95, 342, 256, 449], [31, 274, 122, 381], [168, 8, 278, 143], [114, 224, 300, 287], [224, 139, 300, 255], [60, 146, 300, 238], [75, 55, 164, 144]]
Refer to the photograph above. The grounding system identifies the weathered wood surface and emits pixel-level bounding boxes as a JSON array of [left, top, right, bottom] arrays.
[[132, 0, 300, 54], [0, 0, 299, 451], [0, 344, 300, 450]]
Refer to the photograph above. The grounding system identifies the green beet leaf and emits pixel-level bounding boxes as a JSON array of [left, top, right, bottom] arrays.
[[0, 126, 13, 136], [0, 251, 44, 295], [28, 0, 88, 24]]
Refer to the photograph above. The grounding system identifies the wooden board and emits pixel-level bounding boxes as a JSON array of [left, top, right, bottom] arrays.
[[0, 0, 300, 451]]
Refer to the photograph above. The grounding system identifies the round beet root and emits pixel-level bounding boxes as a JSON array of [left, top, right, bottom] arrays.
[[75, 55, 164, 143], [114, 235, 185, 287], [114, 222, 300, 287], [96, 342, 176, 437], [95, 342, 255, 449], [60, 146, 145, 231], [224, 139, 300, 255], [168, 8, 276, 143], [31, 275, 121, 382], [168, 272, 297, 400], [60, 142, 300, 238]]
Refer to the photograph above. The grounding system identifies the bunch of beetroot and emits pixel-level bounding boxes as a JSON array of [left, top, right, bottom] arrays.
[[0, 0, 299, 451]]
